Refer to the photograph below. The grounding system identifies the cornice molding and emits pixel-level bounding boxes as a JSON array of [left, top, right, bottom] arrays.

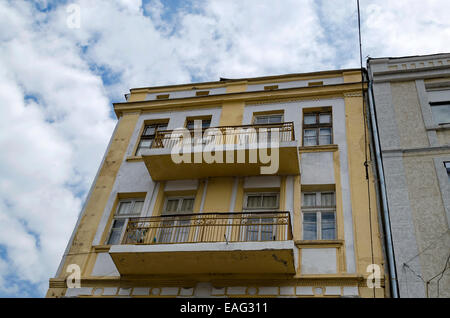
[[113, 82, 367, 118]]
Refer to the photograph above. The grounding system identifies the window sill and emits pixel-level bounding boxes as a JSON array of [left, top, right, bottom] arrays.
[[299, 144, 339, 153], [294, 240, 344, 247], [126, 156, 144, 162]]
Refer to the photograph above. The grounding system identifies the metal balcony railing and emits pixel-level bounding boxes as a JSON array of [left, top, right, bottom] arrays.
[[121, 211, 292, 245], [151, 122, 295, 149]]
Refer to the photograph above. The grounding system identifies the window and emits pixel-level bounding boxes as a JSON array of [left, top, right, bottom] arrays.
[[303, 111, 333, 146], [430, 102, 450, 125], [243, 193, 279, 241], [107, 198, 145, 245], [186, 119, 211, 130], [135, 123, 168, 156], [158, 197, 195, 243], [445, 162, 450, 182], [302, 191, 336, 240], [253, 114, 284, 125]]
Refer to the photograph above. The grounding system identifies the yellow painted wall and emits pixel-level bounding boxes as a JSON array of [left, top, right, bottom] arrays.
[[46, 112, 140, 297]]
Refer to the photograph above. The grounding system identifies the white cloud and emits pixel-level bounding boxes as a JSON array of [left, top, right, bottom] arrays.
[[0, 0, 449, 297]]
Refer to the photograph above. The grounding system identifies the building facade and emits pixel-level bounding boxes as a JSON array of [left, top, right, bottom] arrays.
[[368, 53, 450, 298], [46, 70, 387, 298]]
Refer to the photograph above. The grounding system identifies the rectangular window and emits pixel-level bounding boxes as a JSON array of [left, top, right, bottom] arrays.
[[107, 198, 145, 245], [158, 197, 195, 243], [135, 123, 168, 156], [303, 111, 333, 146], [243, 193, 279, 242], [430, 102, 450, 125], [253, 114, 284, 125], [186, 119, 211, 130], [302, 191, 336, 240]]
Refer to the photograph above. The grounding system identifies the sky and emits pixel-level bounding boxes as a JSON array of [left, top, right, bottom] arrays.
[[0, 0, 449, 297]]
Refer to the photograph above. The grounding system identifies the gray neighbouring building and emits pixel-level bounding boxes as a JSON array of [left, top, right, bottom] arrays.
[[368, 53, 450, 298]]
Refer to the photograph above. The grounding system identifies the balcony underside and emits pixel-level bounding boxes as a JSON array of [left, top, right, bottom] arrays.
[[109, 241, 297, 275], [142, 143, 299, 181]]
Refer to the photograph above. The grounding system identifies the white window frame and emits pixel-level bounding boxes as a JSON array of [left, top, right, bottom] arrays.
[[301, 191, 336, 241], [243, 192, 280, 241], [158, 196, 195, 243], [106, 198, 145, 245], [253, 114, 284, 125]]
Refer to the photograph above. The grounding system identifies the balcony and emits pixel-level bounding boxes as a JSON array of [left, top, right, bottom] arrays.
[[109, 211, 297, 276], [140, 122, 300, 180]]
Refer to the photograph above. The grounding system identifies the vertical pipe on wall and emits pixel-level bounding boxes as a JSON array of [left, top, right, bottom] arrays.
[[366, 65, 399, 298]]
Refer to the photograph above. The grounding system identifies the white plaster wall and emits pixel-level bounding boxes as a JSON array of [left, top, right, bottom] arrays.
[[300, 152, 335, 184], [243, 98, 356, 273], [165, 179, 199, 191], [246, 77, 344, 92], [91, 253, 120, 277], [145, 87, 227, 100], [301, 248, 337, 274], [243, 176, 281, 188]]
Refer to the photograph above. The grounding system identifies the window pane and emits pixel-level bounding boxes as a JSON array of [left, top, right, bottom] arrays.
[[321, 212, 336, 240], [143, 126, 156, 136], [319, 128, 332, 145], [164, 199, 179, 214], [321, 192, 335, 207], [187, 120, 210, 130], [304, 114, 316, 125], [158, 220, 174, 243], [303, 213, 317, 223], [319, 113, 331, 124], [260, 218, 274, 241], [246, 195, 261, 208], [180, 198, 195, 212], [136, 139, 153, 156], [107, 219, 125, 245], [303, 193, 316, 207], [254, 116, 268, 125], [246, 218, 260, 241], [157, 124, 168, 131], [269, 115, 283, 124], [131, 201, 144, 215], [117, 202, 131, 215], [262, 195, 278, 209], [303, 213, 317, 240], [431, 104, 450, 125], [202, 120, 211, 129], [304, 129, 317, 146]]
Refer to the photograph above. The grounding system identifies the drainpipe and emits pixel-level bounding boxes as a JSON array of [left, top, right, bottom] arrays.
[[366, 65, 399, 298]]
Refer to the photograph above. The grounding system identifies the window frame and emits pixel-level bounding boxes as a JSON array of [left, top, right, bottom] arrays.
[[301, 191, 337, 241], [430, 101, 450, 125], [135, 122, 168, 156], [243, 192, 280, 242], [302, 110, 333, 146], [185, 118, 212, 130], [106, 198, 145, 245], [158, 196, 196, 243], [252, 114, 284, 125]]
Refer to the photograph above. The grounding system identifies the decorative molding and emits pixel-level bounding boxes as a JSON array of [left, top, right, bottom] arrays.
[[343, 92, 363, 98], [299, 144, 339, 153]]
